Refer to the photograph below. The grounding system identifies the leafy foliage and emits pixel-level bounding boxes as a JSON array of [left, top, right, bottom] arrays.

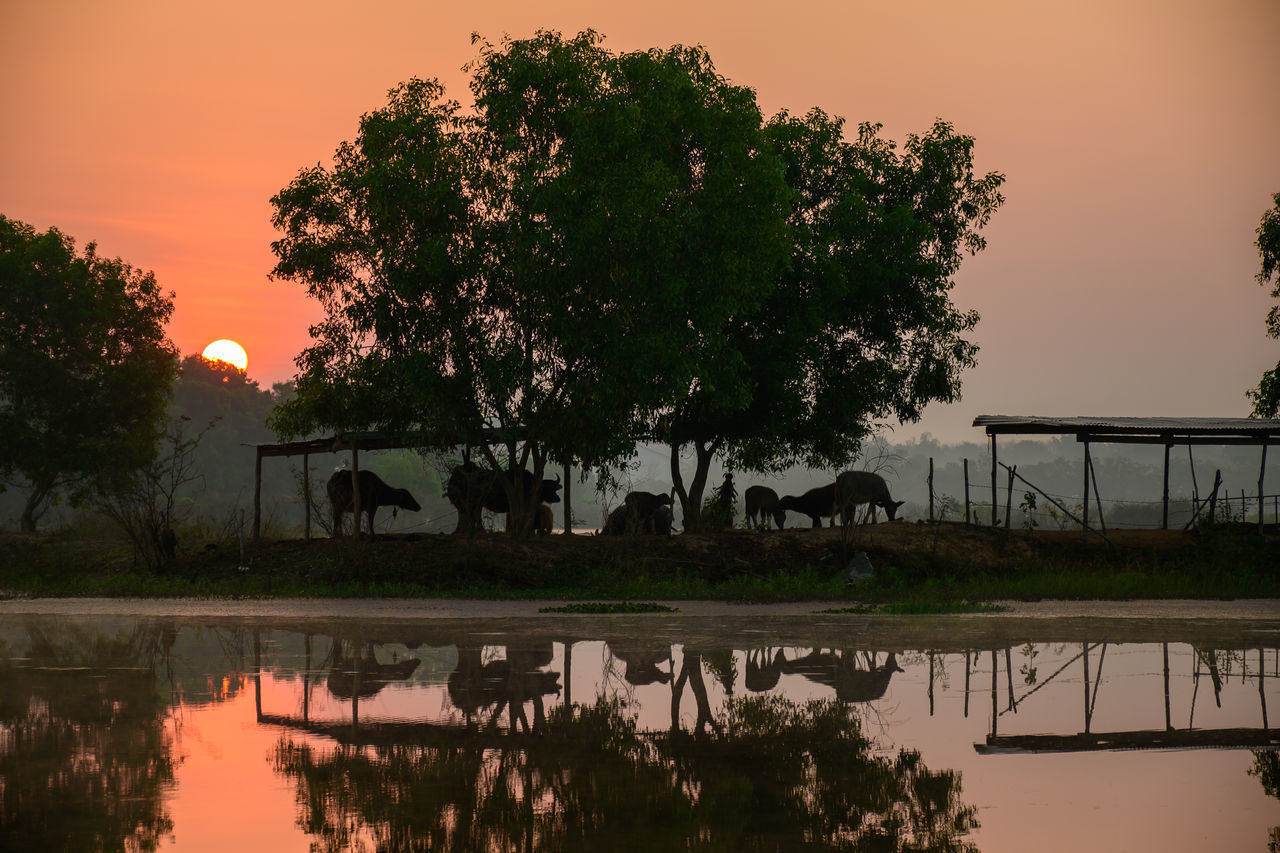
[[1248, 192, 1280, 416], [269, 31, 789, 533], [0, 215, 177, 530]]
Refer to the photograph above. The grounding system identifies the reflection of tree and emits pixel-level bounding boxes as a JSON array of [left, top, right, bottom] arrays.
[[274, 694, 978, 851], [0, 621, 175, 852]]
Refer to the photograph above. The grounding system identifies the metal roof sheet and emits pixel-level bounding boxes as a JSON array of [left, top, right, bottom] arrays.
[[972, 414, 1280, 438]]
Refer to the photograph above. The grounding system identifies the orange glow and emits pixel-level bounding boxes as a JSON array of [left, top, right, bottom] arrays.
[[201, 339, 248, 371]]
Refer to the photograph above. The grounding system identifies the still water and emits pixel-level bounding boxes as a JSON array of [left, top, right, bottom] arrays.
[[1, 603, 1277, 852]]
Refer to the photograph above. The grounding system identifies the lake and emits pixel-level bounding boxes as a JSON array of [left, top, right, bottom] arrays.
[[1, 600, 1277, 851]]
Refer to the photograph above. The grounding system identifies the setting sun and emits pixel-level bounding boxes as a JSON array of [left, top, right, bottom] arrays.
[[201, 339, 248, 371]]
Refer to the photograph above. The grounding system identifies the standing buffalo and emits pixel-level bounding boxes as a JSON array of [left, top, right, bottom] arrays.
[[446, 461, 562, 533], [834, 471, 905, 524], [778, 483, 839, 528], [327, 469, 422, 538], [744, 485, 785, 530]]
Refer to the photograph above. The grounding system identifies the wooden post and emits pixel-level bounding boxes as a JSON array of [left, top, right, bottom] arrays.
[[1090, 455, 1107, 535], [350, 445, 362, 539], [928, 457, 935, 522], [990, 434, 999, 527], [253, 446, 263, 541], [562, 462, 572, 534], [1005, 464, 1016, 529], [1161, 441, 1171, 530], [1258, 444, 1268, 533], [963, 458, 971, 525], [1082, 441, 1091, 532], [303, 451, 311, 543]]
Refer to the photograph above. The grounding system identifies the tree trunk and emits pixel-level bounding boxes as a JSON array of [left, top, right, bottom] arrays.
[[19, 480, 54, 533], [670, 440, 716, 533]]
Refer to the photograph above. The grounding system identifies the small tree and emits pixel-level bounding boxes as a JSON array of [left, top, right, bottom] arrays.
[[1248, 192, 1280, 417], [94, 416, 213, 571], [0, 216, 177, 530]]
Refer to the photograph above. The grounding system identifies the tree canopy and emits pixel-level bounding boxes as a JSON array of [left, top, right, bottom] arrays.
[[269, 30, 789, 528], [0, 215, 177, 530], [270, 30, 1003, 533], [1248, 192, 1280, 417]]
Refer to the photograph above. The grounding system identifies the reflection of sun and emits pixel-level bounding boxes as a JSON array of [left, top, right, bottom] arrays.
[[201, 339, 248, 371]]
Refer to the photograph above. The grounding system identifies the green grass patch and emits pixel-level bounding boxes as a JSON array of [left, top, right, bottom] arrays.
[[539, 601, 677, 614]]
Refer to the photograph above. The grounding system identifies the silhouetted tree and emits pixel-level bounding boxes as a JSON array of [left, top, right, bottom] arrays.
[[267, 30, 790, 535], [0, 215, 177, 531], [1248, 192, 1280, 417], [663, 111, 1004, 529]]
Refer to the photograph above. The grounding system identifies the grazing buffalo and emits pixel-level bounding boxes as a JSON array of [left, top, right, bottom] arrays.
[[778, 483, 839, 528], [834, 470, 905, 524], [327, 469, 421, 538], [446, 462, 562, 532], [744, 485, 785, 530]]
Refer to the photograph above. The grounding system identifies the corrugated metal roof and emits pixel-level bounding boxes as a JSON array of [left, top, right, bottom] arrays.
[[972, 415, 1280, 438]]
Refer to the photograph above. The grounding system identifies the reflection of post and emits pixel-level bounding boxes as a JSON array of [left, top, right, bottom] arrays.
[[928, 652, 935, 716], [352, 646, 361, 732], [990, 650, 998, 738], [563, 641, 573, 707], [1082, 643, 1091, 735], [1005, 647, 1017, 713], [964, 651, 971, 718], [1162, 643, 1171, 731], [1261, 649, 1269, 730], [303, 634, 312, 723], [254, 629, 263, 723]]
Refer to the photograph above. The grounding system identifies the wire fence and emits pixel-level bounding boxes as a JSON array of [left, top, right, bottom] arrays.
[[923, 457, 1280, 531]]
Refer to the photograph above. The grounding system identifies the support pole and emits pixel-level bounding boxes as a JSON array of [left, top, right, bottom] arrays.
[[963, 458, 971, 525], [1162, 441, 1171, 530], [990, 434, 999, 527], [928, 457, 935, 522], [1082, 441, 1091, 532], [253, 446, 263, 541], [350, 445, 362, 539], [1259, 444, 1268, 533], [303, 451, 311, 543], [1005, 465, 1016, 529], [563, 462, 573, 534], [1209, 469, 1221, 524]]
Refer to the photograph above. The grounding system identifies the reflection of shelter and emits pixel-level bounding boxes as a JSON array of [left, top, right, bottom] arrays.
[[974, 642, 1280, 754], [973, 415, 1280, 532], [251, 631, 560, 742], [607, 640, 672, 686]]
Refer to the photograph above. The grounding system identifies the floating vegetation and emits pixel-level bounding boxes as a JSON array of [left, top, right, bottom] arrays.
[[539, 601, 676, 614]]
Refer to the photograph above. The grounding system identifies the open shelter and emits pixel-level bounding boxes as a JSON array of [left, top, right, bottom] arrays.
[[972, 415, 1280, 534]]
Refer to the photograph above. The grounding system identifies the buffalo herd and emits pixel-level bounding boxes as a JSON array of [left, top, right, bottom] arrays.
[[327, 461, 902, 537]]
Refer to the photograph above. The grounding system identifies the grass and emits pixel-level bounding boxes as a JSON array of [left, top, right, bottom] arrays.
[[3, 521, 1278, 606]]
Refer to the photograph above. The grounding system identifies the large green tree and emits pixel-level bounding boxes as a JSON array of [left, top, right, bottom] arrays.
[[663, 110, 1005, 528], [0, 216, 177, 531], [1247, 192, 1280, 417], [269, 31, 789, 531]]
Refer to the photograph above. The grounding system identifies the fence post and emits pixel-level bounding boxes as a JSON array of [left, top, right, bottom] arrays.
[[928, 457, 935, 522], [963, 458, 971, 525], [1005, 465, 1016, 529]]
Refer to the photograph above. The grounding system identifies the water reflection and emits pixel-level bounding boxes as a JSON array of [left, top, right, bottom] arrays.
[[1, 612, 1278, 851]]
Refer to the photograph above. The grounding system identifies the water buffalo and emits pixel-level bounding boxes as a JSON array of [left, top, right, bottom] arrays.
[[327, 469, 422, 538], [744, 485, 785, 530], [834, 471, 905, 524], [446, 462, 562, 532], [778, 482, 839, 528], [602, 491, 674, 535]]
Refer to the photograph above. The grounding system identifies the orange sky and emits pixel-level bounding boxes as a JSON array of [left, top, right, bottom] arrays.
[[4, 0, 1279, 442]]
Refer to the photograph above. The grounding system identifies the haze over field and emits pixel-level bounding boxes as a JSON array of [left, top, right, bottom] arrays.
[[3, 0, 1279, 442]]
